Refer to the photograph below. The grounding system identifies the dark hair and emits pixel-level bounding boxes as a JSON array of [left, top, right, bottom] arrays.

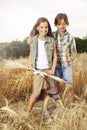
[[54, 13, 69, 26], [30, 17, 53, 37]]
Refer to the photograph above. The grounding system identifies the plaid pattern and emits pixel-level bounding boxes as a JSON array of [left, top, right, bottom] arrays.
[[54, 31, 77, 68]]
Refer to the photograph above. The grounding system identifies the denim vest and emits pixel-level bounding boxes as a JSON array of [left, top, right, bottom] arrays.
[[31, 35, 54, 68]]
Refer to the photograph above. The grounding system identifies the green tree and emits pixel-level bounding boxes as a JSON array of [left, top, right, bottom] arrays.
[[75, 37, 87, 53]]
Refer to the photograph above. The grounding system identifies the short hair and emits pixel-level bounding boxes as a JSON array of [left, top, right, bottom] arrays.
[[54, 13, 69, 26]]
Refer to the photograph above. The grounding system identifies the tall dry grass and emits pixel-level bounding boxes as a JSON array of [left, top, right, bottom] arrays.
[[0, 53, 87, 100], [73, 53, 87, 99], [0, 53, 87, 130], [0, 58, 33, 100]]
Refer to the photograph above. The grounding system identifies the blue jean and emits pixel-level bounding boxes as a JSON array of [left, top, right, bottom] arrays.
[[55, 64, 73, 84], [51, 64, 73, 100]]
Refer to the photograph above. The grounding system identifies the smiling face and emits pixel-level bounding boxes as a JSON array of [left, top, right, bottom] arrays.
[[37, 21, 49, 37], [56, 19, 67, 35]]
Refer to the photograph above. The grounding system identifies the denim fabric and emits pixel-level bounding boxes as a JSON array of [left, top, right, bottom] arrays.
[[55, 64, 73, 83]]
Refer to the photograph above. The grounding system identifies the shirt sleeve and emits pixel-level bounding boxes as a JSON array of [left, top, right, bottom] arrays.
[[70, 36, 77, 56]]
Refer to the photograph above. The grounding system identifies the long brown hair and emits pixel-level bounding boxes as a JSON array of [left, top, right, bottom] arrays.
[[30, 17, 53, 37]]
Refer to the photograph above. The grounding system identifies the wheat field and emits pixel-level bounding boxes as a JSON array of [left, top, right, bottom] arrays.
[[0, 53, 87, 130]]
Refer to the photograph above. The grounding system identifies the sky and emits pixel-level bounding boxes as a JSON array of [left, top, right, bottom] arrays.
[[0, 0, 87, 42]]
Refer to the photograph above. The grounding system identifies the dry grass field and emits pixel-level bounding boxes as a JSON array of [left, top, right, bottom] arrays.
[[0, 53, 87, 130]]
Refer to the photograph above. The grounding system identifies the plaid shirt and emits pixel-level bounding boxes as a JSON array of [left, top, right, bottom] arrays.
[[54, 30, 77, 68]]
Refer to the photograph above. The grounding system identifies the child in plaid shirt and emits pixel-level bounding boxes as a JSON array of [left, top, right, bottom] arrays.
[[53, 13, 77, 107]]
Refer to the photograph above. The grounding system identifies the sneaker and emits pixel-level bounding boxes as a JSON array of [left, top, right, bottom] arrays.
[[42, 110, 52, 122], [21, 111, 30, 122], [52, 109, 62, 120], [70, 108, 76, 116]]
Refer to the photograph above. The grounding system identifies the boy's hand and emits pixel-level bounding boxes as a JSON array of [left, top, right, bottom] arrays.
[[46, 69, 54, 76], [28, 65, 33, 71], [27, 36, 32, 44], [66, 56, 74, 63]]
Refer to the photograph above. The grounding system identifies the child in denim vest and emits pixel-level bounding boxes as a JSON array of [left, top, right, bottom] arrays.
[[23, 17, 58, 122]]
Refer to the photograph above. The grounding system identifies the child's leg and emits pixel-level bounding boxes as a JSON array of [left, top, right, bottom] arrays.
[[55, 68, 63, 94], [27, 74, 44, 112], [65, 83, 74, 106], [50, 93, 60, 108], [21, 94, 40, 122], [43, 93, 50, 111], [42, 93, 51, 121], [48, 94, 62, 120], [27, 94, 39, 112], [63, 64, 74, 106]]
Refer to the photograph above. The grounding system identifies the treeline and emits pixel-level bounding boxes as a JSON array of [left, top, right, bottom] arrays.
[[0, 37, 87, 59], [0, 37, 29, 59], [75, 37, 87, 53]]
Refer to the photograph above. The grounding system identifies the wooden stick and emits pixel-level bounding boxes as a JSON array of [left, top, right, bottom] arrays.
[[4, 60, 65, 83], [33, 68, 65, 83]]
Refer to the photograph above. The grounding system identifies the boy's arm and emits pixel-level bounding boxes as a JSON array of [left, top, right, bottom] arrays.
[[70, 37, 77, 61], [27, 36, 33, 45], [67, 37, 77, 63]]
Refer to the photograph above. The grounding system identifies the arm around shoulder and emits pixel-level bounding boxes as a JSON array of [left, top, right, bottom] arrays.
[[27, 36, 33, 45]]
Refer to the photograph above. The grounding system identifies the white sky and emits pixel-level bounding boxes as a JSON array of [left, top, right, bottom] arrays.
[[0, 0, 87, 42]]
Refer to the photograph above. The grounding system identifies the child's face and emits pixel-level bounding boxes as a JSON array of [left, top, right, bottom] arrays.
[[56, 19, 67, 34], [37, 22, 48, 37]]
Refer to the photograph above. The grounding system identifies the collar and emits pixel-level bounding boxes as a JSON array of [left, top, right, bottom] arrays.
[[33, 34, 52, 43], [56, 30, 69, 36]]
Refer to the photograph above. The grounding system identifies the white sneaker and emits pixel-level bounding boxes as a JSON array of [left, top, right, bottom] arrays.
[[42, 110, 52, 122], [52, 109, 62, 120], [21, 111, 30, 122]]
